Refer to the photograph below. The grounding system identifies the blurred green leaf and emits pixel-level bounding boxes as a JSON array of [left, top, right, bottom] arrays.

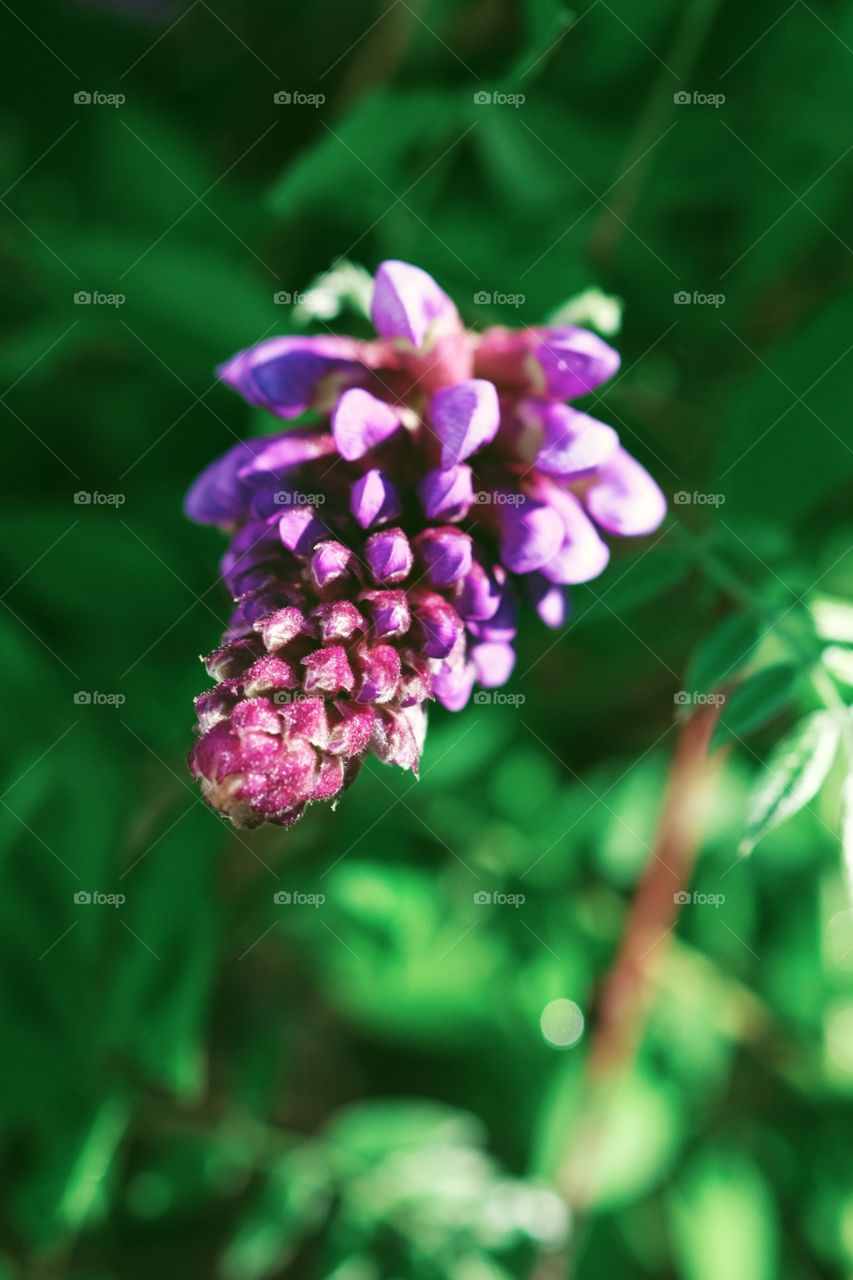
[[670, 1150, 779, 1280], [712, 662, 800, 748], [685, 613, 763, 696], [585, 1073, 684, 1211], [741, 711, 841, 854]]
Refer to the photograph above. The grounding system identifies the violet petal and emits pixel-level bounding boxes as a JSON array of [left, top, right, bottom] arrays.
[[218, 335, 364, 418], [526, 574, 569, 628], [429, 379, 500, 467], [534, 327, 621, 399], [532, 402, 620, 477], [332, 387, 403, 461], [471, 642, 516, 689], [278, 507, 327, 555], [371, 259, 459, 350], [414, 527, 473, 586], [417, 465, 475, 522], [350, 470, 402, 529], [540, 489, 610, 584], [583, 446, 667, 537], [499, 501, 565, 575], [364, 528, 413, 584]]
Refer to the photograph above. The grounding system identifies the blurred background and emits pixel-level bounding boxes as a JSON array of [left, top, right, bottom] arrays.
[[3, 0, 853, 1276]]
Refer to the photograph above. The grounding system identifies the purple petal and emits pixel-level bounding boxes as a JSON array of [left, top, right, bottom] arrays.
[[309, 601, 365, 643], [371, 260, 459, 350], [466, 583, 516, 642], [310, 540, 358, 593], [540, 489, 610, 584], [530, 402, 619, 477], [231, 697, 283, 735], [370, 704, 427, 770], [499, 501, 565, 575], [534, 327, 620, 399], [471, 642, 516, 689], [300, 645, 355, 696], [417, 465, 475, 522], [583, 447, 667, 536], [312, 756, 347, 802], [218, 336, 364, 419], [354, 643, 402, 703], [278, 507, 328, 555], [280, 695, 330, 749], [398, 650, 432, 706], [412, 591, 463, 659], [429, 379, 500, 467], [360, 589, 411, 638], [431, 642, 476, 711], [414, 527, 473, 586], [204, 637, 259, 681], [350, 470, 402, 529], [254, 606, 306, 651], [526, 575, 569, 628], [455, 561, 503, 621], [243, 654, 299, 697], [327, 703, 376, 757], [184, 438, 265, 525], [220, 520, 282, 595], [236, 429, 336, 485], [331, 388, 403, 461], [364, 528, 413, 584]]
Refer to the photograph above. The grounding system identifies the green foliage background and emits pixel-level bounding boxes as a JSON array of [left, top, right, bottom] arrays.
[[3, 0, 853, 1276]]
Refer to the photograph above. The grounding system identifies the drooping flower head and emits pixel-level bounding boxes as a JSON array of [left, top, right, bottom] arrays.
[[186, 260, 666, 827]]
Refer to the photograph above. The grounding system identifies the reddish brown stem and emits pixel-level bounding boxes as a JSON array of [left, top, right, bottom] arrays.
[[548, 702, 723, 1234]]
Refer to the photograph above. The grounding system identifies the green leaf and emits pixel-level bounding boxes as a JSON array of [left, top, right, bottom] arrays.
[[12, 1096, 129, 1245], [842, 769, 853, 889], [823, 646, 853, 686], [292, 261, 373, 327], [546, 286, 623, 335], [220, 1146, 330, 1280], [584, 1072, 684, 1210], [712, 663, 800, 748], [670, 1149, 778, 1280], [685, 613, 763, 696], [509, 0, 574, 80], [813, 595, 853, 645], [740, 711, 841, 854], [268, 90, 462, 220]]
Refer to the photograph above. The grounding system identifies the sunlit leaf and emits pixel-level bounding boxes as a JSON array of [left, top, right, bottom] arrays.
[[740, 711, 841, 854]]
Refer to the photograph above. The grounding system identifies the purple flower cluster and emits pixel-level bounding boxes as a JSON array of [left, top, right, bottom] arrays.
[[186, 261, 666, 828]]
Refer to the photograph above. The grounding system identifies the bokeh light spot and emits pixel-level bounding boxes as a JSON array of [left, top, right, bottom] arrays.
[[540, 999, 584, 1049]]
